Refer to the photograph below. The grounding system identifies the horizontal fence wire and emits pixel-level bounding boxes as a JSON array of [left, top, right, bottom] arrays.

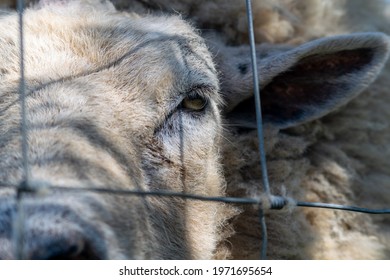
[[296, 201, 390, 214], [2, 183, 390, 215], [4, 0, 390, 260]]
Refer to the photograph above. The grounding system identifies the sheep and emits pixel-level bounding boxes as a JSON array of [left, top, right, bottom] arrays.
[[0, 0, 389, 259]]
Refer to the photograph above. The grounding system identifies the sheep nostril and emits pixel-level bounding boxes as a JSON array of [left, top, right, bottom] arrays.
[[24, 223, 106, 260], [47, 243, 101, 260], [28, 236, 103, 260]]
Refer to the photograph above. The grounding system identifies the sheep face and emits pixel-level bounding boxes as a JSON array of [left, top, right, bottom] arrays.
[[0, 1, 228, 259]]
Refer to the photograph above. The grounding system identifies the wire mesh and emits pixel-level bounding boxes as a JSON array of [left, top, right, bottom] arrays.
[[2, 0, 390, 260]]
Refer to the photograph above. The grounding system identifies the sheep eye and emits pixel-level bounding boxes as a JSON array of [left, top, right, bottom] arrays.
[[181, 94, 208, 112]]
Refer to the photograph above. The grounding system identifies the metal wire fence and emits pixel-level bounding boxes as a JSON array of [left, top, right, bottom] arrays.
[[3, 0, 390, 260]]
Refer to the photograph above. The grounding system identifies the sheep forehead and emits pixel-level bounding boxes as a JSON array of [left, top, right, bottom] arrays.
[[106, 15, 220, 100], [27, 10, 220, 107]]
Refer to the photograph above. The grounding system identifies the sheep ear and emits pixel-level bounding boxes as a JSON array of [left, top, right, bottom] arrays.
[[215, 33, 390, 129]]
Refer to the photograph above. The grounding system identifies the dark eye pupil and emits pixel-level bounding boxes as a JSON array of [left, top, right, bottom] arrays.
[[182, 95, 208, 111]]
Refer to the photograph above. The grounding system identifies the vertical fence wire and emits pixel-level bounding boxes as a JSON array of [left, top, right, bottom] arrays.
[[14, 0, 27, 260], [245, 0, 270, 259]]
